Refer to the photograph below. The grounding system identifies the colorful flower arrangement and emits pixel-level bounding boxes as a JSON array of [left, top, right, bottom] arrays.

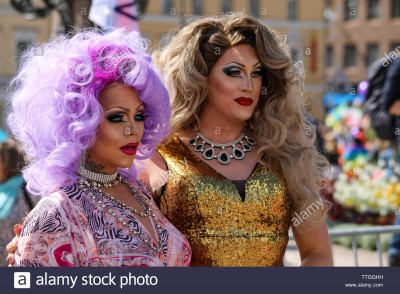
[[330, 157, 400, 224], [322, 101, 400, 224]]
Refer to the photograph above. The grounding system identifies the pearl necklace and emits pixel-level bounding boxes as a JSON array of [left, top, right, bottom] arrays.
[[189, 131, 256, 165], [79, 165, 118, 183], [78, 176, 163, 253]]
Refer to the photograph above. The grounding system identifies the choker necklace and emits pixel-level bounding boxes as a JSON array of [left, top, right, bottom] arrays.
[[79, 165, 118, 183], [189, 131, 256, 165], [78, 176, 163, 253]]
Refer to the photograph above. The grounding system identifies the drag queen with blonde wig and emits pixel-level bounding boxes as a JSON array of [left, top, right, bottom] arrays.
[[141, 13, 333, 266], [7, 29, 191, 267]]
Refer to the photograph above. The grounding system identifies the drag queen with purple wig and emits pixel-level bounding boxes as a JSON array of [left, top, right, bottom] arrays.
[[7, 29, 191, 267]]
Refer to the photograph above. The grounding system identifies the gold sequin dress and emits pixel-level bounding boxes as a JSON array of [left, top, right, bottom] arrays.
[[156, 136, 292, 266]]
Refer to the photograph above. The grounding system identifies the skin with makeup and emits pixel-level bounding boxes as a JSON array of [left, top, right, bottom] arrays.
[[87, 84, 156, 243], [176, 45, 263, 182]]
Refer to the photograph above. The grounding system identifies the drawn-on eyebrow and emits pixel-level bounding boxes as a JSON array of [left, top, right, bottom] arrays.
[[224, 61, 262, 68], [104, 104, 144, 112]]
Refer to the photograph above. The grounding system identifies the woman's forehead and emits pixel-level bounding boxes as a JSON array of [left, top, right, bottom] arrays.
[[98, 83, 142, 110], [216, 45, 260, 66]]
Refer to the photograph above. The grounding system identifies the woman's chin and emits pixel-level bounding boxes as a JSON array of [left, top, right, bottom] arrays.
[[231, 108, 257, 122], [233, 114, 254, 123], [114, 158, 135, 170]]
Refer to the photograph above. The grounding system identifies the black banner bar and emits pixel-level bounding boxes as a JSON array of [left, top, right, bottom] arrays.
[[1, 267, 396, 294]]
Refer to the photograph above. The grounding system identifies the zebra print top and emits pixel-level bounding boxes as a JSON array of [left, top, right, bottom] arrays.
[[15, 179, 191, 267]]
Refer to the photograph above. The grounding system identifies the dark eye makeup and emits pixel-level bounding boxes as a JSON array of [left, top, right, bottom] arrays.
[[251, 69, 263, 77], [134, 113, 148, 121], [222, 66, 263, 78], [223, 66, 242, 77], [106, 114, 125, 122], [106, 112, 148, 123]]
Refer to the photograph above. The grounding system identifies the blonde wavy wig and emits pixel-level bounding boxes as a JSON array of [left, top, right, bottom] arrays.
[[153, 13, 330, 224]]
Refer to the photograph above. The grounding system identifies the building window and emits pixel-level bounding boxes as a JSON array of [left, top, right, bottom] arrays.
[[163, 0, 174, 15], [344, 0, 357, 20], [249, 0, 259, 17], [193, 0, 202, 15], [344, 44, 357, 67], [17, 39, 32, 56], [325, 45, 334, 67], [222, 0, 232, 13], [288, 0, 297, 20], [366, 44, 379, 66], [392, 0, 400, 17], [324, 0, 334, 22], [367, 0, 380, 19], [16, 40, 32, 68], [14, 30, 36, 70]]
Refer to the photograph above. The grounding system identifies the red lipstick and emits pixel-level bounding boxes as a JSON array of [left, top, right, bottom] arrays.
[[234, 97, 253, 106], [120, 142, 139, 156]]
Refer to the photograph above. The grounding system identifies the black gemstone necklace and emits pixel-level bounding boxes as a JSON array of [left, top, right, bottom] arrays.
[[189, 131, 256, 165]]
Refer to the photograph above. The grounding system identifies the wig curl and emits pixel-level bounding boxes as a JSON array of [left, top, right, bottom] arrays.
[[7, 29, 171, 196]]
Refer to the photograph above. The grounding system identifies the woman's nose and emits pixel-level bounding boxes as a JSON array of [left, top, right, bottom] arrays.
[[241, 76, 254, 91], [125, 121, 140, 137]]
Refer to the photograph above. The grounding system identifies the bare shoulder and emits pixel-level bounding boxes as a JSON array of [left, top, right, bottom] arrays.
[[138, 152, 169, 197]]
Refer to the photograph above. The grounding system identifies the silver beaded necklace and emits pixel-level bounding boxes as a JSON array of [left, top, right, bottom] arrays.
[[189, 131, 256, 165], [79, 164, 118, 183], [77, 174, 163, 253]]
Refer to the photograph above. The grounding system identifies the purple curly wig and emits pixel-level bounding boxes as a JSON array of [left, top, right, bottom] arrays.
[[7, 29, 171, 196]]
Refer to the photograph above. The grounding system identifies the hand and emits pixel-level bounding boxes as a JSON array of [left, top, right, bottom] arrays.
[[389, 100, 400, 115], [6, 224, 22, 267]]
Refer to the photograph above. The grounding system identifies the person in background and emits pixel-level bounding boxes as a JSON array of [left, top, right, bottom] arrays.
[[0, 137, 32, 266], [382, 57, 400, 267]]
